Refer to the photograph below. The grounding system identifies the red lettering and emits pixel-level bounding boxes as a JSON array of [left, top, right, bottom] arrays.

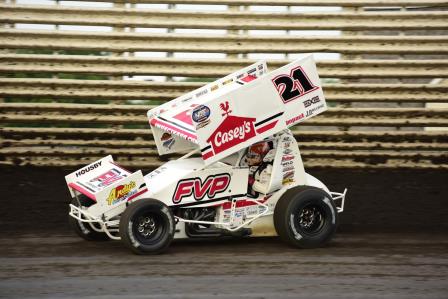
[[208, 176, 230, 197], [172, 174, 231, 204], [193, 179, 213, 199], [211, 120, 256, 154], [173, 181, 194, 204]]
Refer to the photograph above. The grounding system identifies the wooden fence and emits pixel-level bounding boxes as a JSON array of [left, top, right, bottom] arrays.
[[1, 0, 447, 169]]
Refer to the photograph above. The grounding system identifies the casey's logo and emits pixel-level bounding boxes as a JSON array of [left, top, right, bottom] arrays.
[[107, 181, 136, 205], [206, 102, 256, 155]]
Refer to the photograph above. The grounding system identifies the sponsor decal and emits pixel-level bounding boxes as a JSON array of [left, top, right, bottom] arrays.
[[107, 181, 137, 205], [245, 205, 259, 217], [146, 166, 167, 179], [192, 105, 211, 123], [272, 65, 318, 103], [282, 155, 294, 162], [283, 171, 294, 179], [211, 85, 219, 91], [248, 67, 257, 74], [258, 64, 264, 70], [236, 73, 244, 79], [76, 161, 102, 177], [222, 204, 265, 222], [304, 95, 320, 108], [202, 106, 281, 160], [221, 195, 271, 210], [88, 168, 124, 189], [222, 78, 233, 85], [172, 173, 231, 204], [286, 113, 304, 126], [161, 132, 175, 149], [283, 148, 292, 155], [282, 166, 295, 172], [281, 160, 293, 166], [196, 120, 211, 130], [206, 101, 256, 155], [283, 142, 291, 148], [305, 103, 325, 118], [181, 96, 193, 103], [282, 170, 295, 185], [156, 124, 194, 142], [282, 178, 294, 184], [220, 101, 232, 117], [192, 105, 211, 129], [195, 89, 208, 98]]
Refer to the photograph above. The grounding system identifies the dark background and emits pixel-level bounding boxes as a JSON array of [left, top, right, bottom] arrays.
[[1, 166, 447, 234]]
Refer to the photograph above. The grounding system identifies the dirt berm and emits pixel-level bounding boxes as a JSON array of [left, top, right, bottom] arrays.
[[1, 166, 446, 234]]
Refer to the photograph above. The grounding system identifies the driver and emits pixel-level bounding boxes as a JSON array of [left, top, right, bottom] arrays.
[[244, 141, 275, 196]]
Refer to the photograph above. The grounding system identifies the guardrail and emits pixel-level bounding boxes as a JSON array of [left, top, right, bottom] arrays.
[[2, 5, 447, 30], [1, 55, 448, 78]]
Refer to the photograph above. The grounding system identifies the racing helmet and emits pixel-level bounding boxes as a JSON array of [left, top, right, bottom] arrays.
[[246, 142, 270, 166]]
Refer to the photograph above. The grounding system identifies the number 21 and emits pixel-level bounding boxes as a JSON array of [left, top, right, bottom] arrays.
[[272, 66, 318, 103]]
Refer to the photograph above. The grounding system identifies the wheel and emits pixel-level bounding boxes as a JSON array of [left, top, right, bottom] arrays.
[[119, 198, 175, 255], [274, 186, 338, 249], [69, 195, 109, 241]]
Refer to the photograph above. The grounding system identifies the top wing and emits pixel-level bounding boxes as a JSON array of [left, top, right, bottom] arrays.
[[147, 55, 326, 165]]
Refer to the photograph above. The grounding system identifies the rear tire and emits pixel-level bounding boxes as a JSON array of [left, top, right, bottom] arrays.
[[274, 186, 338, 248], [69, 196, 109, 241], [119, 198, 175, 255]]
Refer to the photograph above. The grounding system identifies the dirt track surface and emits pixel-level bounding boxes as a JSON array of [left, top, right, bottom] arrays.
[[1, 233, 447, 299]]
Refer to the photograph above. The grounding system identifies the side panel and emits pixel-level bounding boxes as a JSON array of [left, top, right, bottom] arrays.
[[196, 55, 325, 166], [152, 125, 196, 156], [274, 131, 307, 188]]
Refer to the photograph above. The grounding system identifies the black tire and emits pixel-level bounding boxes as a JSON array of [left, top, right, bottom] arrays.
[[274, 186, 338, 249], [119, 198, 175, 255], [69, 196, 110, 241]]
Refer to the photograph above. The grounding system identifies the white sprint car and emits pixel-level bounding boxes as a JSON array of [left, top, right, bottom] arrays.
[[65, 55, 347, 254]]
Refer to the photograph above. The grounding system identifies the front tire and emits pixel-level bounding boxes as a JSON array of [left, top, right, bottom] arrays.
[[69, 196, 109, 241], [119, 198, 175, 255], [274, 186, 338, 248]]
